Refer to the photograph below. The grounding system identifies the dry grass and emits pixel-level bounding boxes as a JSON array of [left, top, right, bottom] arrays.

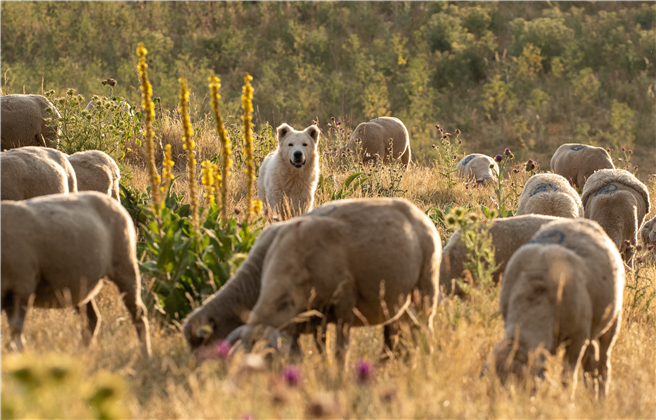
[[2, 115, 655, 419]]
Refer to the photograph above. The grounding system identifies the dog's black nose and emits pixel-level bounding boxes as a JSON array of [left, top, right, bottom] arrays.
[[293, 151, 303, 161]]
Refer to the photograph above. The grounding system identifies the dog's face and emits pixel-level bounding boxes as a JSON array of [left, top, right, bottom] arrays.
[[277, 123, 320, 168]]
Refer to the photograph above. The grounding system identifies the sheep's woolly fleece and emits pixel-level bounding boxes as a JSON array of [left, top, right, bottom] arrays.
[[581, 169, 651, 214]]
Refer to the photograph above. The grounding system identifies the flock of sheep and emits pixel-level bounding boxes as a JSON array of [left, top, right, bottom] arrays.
[[1, 93, 655, 398]]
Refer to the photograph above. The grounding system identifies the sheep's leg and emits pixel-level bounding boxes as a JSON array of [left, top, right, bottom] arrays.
[[564, 336, 590, 394], [596, 315, 621, 398], [334, 320, 351, 363], [111, 267, 152, 357], [4, 294, 27, 352], [77, 297, 101, 345]]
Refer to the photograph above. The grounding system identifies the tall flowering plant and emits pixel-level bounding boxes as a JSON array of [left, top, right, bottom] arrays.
[[241, 73, 262, 222], [137, 42, 161, 212], [209, 75, 232, 226]]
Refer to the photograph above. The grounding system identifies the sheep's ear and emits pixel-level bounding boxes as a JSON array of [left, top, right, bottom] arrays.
[[277, 123, 293, 143], [305, 125, 320, 145]]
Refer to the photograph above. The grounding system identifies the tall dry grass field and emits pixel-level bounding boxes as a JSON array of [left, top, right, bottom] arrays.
[[2, 111, 655, 418]]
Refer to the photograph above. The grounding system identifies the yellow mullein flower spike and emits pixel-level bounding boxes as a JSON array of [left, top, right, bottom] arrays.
[[161, 144, 175, 193], [209, 74, 233, 227], [241, 73, 256, 222], [136, 42, 161, 212], [179, 78, 199, 231], [201, 160, 216, 205]]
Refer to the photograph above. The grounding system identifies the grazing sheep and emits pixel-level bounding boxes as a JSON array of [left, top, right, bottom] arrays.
[[456, 154, 499, 185], [581, 169, 650, 266], [516, 173, 583, 218], [1, 192, 151, 355], [492, 218, 624, 397], [1, 146, 77, 201], [227, 198, 441, 359], [68, 150, 120, 200], [183, 222, 284, 351], [0, 94, 61, 149], [441, 215, 560, 298], [550, 143, 615, 190], [341, 117, 411, 165], [639, 215, 656, 246], [257, 124, 321, 219]]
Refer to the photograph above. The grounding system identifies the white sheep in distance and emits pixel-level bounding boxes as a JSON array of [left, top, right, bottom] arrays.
[[639, 215, 656, 246], [490, 218, 624, 397], [516, 173, 583, 218], [1, 192, 151, 356], [1, 146, 77, 201], [340, 117, 411, 165], [68, 150, 120, 200], [550, 143, 615, 190], [225, 198, 441, 359], [0, 94, 61, 150], [581, 169, 650, 266], [440, 214, 561, 298], [456, 154, 499, 185]]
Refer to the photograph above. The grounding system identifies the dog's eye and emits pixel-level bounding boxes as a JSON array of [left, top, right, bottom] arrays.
[[303, 143, 308, 147], [288, 143, 293, 147]]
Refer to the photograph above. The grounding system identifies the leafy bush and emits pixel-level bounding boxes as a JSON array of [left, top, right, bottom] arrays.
[[46, 89, 141, 160], [133, 183, 262, 321]]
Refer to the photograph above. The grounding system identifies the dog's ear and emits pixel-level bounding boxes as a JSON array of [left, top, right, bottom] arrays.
[[305, 125, 320, 146], [277, 123, 293, 143]]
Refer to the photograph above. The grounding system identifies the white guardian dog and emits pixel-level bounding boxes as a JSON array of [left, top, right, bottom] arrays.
[[257, 123, 320, 219]]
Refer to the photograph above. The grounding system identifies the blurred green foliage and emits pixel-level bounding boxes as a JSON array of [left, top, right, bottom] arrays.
[[1, 2, 654, 169]]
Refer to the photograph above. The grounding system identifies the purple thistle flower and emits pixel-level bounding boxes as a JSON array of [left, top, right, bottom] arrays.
[[282, 365, 302, 387], [214, 339, 231, 359], [439, 127, 444, 132], [494, 154, 503, 162], [435, 124, 441, 130], [458, 139, 462, 144], [355, 358, 374, 384], [621, 147, 625, 152], [455, 128, 461, 135], [453, 155, 458, 160], [525, 159, 536, 172], [431, 144, 436, 149]]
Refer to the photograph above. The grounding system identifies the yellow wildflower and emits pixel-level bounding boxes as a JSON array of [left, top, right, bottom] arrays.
[[137, 42, 160, 211], [209, 75, 232, 226], [179, 78, 199, 230], [251, 199, 263, 216], [241, 73, 256, 222], [200, 160, 216, 204], [161, 144, 175, 193]]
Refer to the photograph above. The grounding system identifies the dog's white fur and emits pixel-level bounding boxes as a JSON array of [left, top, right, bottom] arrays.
[[257, 123, 320, 219]]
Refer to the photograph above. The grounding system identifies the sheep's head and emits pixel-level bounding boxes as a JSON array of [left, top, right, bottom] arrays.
[[183, 305, 248, 352], [488, 339, 546, 384]]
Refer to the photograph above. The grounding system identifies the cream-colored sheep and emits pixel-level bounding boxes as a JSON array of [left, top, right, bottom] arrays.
[[456, 154, 499, 185], [639, 215, 656, 246], [227, 198, 441, 359], [341, 117, 411, 165], [517, 173, 583, 218], [1, 146, 77, 201], [1, 192, 151, 355], [183, 222, 284, 351], [581, 169, 650, 266], [440, 215, 560, 298], [1, 94, 61, 149], [68, 150, 120, 200], [257, 124, 321, 219], [550, 143, 615, 190], [491, 218, 624, 397]]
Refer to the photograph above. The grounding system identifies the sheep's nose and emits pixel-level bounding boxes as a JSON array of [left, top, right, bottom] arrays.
[[293, 151, 303, 161]]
